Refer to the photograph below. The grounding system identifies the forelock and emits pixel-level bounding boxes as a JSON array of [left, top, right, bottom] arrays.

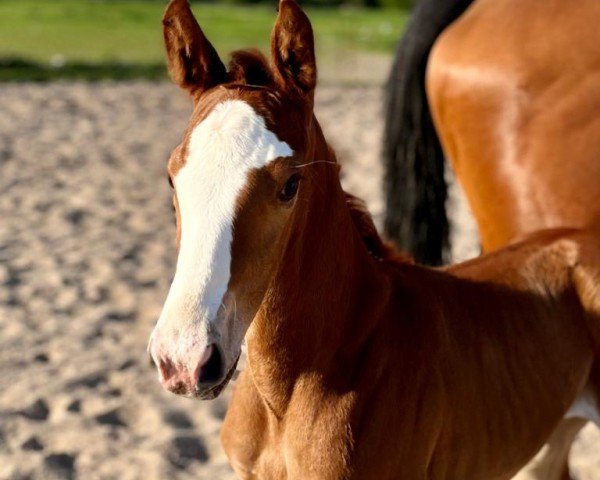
[[227, 49, 273, 87]]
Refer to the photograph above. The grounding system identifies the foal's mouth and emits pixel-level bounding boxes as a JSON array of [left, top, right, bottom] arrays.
[[194, 353, 241, 400]]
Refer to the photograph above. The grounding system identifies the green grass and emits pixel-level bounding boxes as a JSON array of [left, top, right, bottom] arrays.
[[0, 0, 407, 80]]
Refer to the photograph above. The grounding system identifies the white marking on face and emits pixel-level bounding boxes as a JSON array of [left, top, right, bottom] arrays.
[[155, 100, 293, 359]]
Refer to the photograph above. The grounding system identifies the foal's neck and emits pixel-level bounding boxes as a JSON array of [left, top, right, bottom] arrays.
[[246, 150, 388, 416]]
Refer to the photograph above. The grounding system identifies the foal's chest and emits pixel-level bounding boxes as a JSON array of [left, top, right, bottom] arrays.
[[221, 371, 354, 480]]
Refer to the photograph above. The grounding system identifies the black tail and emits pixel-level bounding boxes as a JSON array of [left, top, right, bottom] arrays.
[[383, 0, 474, 265]]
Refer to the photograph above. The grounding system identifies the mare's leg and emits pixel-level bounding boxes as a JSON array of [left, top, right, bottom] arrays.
[[510, 418, 587, 480]]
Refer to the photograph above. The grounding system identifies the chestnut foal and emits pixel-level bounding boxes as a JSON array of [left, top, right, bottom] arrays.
[[148, 1, 600, 478]]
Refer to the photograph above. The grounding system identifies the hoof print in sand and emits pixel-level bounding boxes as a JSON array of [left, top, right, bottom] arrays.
[[66, 372, 107, 390], [65, 208, 86, 227], [106, 388, 122, 398], [117, 358, 136, 371], [105, 309, 136, 323], [43, 453, 76, 480], [22, 436, 44, 451], [66, 399, 81, 413], [18, 399, 50, 421], [33, 352, 50, 363], [95, 408, 127, 428], [168, 435, 209, 469], [4, 266, 22, 287], [163, 410, 194, 429], [120, 246, 140, 263]]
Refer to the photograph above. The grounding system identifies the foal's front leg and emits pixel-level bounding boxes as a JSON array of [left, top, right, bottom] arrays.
[[221, 370, 268, 479]]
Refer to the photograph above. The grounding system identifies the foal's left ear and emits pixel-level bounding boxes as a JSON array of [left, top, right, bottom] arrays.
[[162, 0, 226, 97], [270, 0, 317, 95]]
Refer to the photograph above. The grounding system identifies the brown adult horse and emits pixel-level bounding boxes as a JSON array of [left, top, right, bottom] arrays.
[[383, 0, 600, 266], [148, 1, 600, 478]]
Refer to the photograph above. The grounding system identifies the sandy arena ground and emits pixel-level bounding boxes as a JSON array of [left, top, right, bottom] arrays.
[[0, 81, 598, 479]]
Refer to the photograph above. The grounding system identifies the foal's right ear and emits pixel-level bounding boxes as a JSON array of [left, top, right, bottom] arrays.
[[162, 0, 226, 97]]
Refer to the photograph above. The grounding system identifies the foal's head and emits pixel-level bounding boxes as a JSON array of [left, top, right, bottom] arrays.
[[148, 0, 332, 399]]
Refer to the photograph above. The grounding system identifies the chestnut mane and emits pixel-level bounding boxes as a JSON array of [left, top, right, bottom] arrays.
[[345, 192, 413, 264], [227, 49, 273, 86]]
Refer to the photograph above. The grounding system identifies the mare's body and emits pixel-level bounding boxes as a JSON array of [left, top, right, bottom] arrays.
[[384, 0, 600, 263], [429, 0, 600, 252]]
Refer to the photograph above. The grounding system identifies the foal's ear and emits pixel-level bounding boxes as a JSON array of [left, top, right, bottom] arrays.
[[162, 0, 226, 96], [270, 0, 317, 95]]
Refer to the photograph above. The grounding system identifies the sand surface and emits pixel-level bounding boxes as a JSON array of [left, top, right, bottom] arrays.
[[0, 82, 598, 479]]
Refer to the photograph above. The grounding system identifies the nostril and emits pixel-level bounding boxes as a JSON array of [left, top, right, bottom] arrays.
[[157, 356, 175, 382], [198, 345, 222, 385]]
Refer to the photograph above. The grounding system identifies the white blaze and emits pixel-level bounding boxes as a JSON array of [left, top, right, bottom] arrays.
[[156, 100, 293, 356]]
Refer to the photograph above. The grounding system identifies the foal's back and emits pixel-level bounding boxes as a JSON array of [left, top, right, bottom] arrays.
[[364, 227, 600, 479]]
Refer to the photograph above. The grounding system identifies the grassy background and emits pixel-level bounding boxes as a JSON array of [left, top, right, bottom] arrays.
[[0, 0, 408, 81]]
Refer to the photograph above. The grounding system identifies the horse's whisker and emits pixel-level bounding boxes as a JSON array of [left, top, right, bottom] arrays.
[[293, 160, 337, 168]]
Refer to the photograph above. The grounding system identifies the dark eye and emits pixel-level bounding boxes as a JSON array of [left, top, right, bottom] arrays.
[[168, 174, 174, 189], [278, 173, 301, 203]]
